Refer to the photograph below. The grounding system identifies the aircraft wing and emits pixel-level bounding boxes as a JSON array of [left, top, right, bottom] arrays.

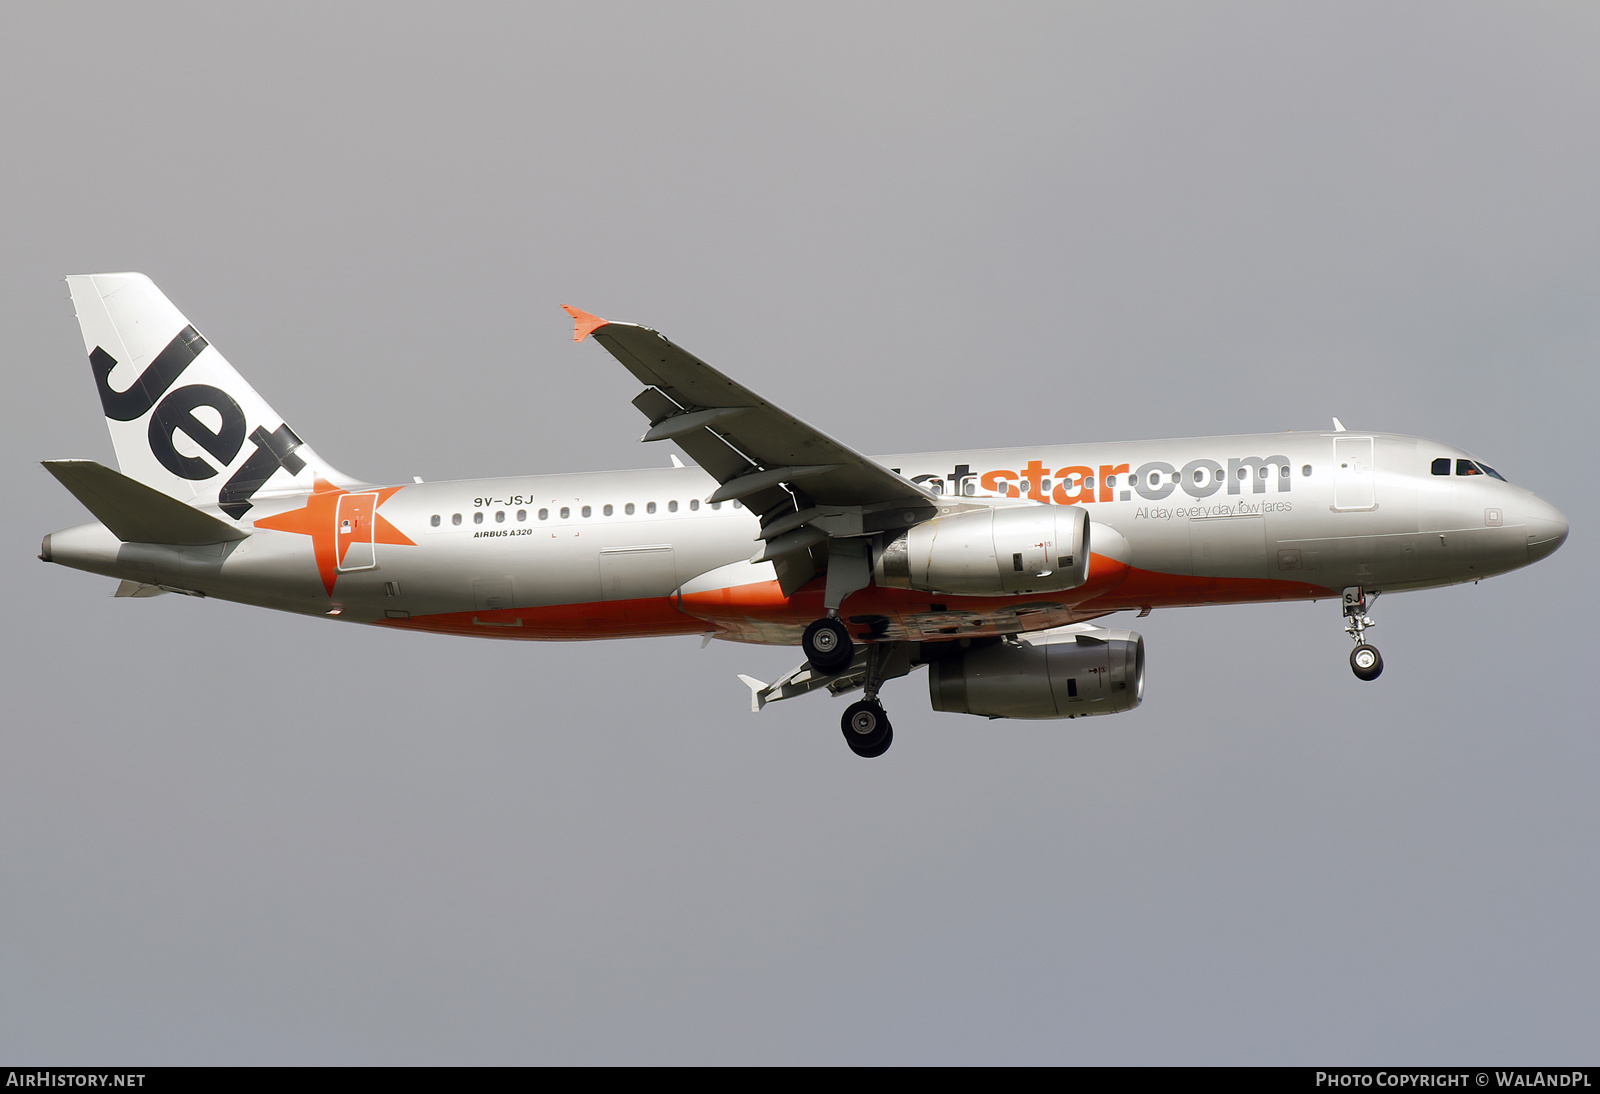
[[566, 308, 939, 592]]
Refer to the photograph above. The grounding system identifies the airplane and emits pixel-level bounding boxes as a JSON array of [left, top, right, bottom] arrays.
[[39, 274, 1569, 757]]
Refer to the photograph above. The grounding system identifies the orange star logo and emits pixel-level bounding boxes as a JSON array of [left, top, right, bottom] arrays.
[[254, 478, 416, 595]]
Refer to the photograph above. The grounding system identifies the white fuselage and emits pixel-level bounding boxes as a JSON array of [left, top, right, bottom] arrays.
[[43, 430, 1567, 646]]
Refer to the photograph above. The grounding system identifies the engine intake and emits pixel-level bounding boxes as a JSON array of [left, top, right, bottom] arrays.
[[927, 626, 1145, 719], [874, 503, 1090, 596]]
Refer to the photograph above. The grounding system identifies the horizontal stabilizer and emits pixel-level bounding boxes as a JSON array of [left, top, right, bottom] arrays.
[[113, 579, 168, 598], [43, 460, 250, 545]]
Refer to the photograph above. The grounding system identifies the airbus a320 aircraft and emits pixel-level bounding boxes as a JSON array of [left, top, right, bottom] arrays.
[[40, 275, 1569, 757]]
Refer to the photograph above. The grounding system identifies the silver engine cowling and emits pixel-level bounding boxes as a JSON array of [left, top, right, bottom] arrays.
[[874, 503, 1090, 596], [927, 625, 1145, 719]]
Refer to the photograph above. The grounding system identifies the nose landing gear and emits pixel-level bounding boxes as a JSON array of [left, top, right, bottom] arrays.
[[1343, 587, 1383, 681]]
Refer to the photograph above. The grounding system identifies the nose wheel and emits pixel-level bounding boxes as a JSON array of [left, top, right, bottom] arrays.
[[1342, 587, 1384, 681]]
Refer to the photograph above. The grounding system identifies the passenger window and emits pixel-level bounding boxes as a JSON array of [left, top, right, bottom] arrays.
[[539, 508, 549, 520], [1279, 465, 1289, 478], [517, 509, 526, 522], [1302, 465, 1312, 477], [668, 500, 678, 513], [559, 507, 569, 519], [625, 502, 635, 515], [495, 510, 505, 522], [1456, 459, 1482, 477], [582, 505, 592, 517], [452, 513, 462, 526], [603, 504, 613, 516], [711, 501, 722, 510], [1193, 469, 1205, 484], [1432, 457, 1452, 476], [1085, 477, 1094, 491], [733, 500, 742, 509], [430, 514, 441, 527], [474, 512, 483, 524], [690, 499, 700, 511], [647, 501, 657, 514]]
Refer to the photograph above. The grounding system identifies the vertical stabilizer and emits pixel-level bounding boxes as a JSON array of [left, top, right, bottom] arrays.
[[65, 273, 355, 518]]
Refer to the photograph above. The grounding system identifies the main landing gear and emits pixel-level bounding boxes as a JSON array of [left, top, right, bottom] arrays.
[[842, 698, 892, 758], [1343, 587, 1384, 681], [803, 617, 897, 758], [802, 616, 854, 674]]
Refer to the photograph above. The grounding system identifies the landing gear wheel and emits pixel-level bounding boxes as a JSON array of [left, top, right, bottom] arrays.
[[841, 699, 893, 758], [803, 617, 854, 674], [1350, 643, 1384, 681]]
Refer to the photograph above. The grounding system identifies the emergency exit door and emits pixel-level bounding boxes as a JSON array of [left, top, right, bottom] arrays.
[[335, 491, 379, 571]]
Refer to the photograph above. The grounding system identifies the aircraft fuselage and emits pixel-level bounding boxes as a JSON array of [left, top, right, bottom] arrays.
[[43, 430, 1565, 645]]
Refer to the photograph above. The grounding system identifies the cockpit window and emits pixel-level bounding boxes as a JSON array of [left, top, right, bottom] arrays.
[[1439, 456, 1507, 481]]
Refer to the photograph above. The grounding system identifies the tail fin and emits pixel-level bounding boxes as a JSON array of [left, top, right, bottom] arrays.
[[65, 273, 354, 519]]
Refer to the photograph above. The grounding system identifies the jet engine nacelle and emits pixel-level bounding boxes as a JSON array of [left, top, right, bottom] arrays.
[[874, 503, 1090, 596], [927, 626, 1145, 719]]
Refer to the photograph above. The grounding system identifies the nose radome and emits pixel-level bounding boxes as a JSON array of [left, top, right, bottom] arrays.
[[1523, 493, 1568, 564]]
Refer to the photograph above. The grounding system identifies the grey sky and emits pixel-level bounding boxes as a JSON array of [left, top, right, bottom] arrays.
[[2, 2, 1596, 1064]]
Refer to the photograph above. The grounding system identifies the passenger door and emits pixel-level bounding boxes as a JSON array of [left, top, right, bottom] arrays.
[[1333, 436, 1376, 511]]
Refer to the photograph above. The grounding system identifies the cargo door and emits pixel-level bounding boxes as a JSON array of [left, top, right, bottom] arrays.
[[599, 545, 677, 602], [1189, 515, 1268, 579]]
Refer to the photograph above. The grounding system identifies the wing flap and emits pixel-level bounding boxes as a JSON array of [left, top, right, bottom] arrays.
[[740, 643, 920, 710]]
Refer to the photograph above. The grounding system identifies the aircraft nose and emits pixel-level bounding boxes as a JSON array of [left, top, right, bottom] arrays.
[[1523, 493, 1568, 564]]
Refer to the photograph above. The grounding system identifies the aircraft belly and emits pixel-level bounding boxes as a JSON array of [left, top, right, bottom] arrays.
[[1272, 523, 1526, 589]]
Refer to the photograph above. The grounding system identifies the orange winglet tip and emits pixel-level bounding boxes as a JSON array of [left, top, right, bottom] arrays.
[[562, 305, 609, 343]]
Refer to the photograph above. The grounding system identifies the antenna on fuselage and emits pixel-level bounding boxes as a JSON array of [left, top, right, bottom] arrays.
[[1331, 417, 1348, 432]]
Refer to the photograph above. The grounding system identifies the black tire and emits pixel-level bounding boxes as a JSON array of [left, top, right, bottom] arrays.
[[848, 726, 893, 759], [841, 699, 892, 757], [803, 617, 854, 674], [1350, 643, 1384, 681]]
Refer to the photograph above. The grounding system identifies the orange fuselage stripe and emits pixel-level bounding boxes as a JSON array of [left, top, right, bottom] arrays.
[[376, 553, 1334, 641]]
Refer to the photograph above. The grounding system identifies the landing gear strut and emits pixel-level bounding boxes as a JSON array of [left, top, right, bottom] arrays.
[[1343, 587, 1384, 681], [840, 641, 899, 758]]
